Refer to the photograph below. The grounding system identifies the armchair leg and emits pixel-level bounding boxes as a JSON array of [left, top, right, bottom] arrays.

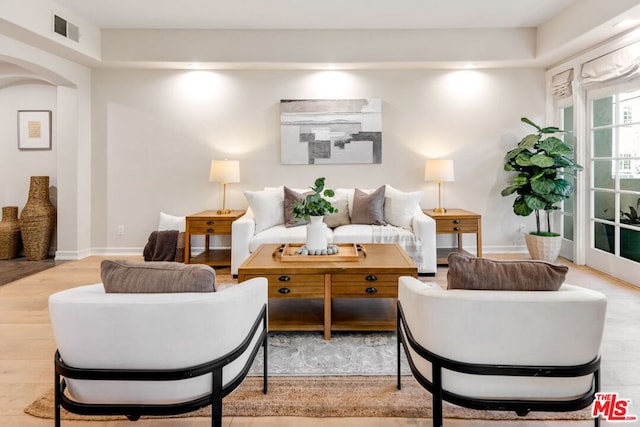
[[263, 327, 268, 394], [54, 370, 61, 427], [397, 311, 402, 390], [211, 369, 223, 427], [432, 365, 443, 427]]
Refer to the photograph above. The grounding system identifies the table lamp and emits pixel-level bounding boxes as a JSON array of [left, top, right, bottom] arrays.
[[424, 159, 455, 213], [209, 159, 240, 214]]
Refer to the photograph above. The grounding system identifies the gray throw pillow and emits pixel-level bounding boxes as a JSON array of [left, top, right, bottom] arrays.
[[351, 186, 386, 225], [101, 260, 216, 293], [447, 252, 568, 291], [284, 186, 311, 228], [324, 196, 350, 228]]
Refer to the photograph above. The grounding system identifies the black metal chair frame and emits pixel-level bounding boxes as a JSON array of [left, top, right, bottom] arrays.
[[397, 301, 600, 427], [54, 303, 268, 427]]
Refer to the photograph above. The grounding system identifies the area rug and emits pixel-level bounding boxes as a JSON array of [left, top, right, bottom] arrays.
[[249, 331, 410, 376], [0, 257, 58, 286], [25, 375, 592, 421]]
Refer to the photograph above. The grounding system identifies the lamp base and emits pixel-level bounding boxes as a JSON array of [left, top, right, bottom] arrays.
[[432, 207, 446, 213], [217, 208, 231, 215]]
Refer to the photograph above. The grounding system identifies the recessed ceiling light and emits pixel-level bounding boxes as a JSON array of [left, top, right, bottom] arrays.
[[463, 63, 477, 69]]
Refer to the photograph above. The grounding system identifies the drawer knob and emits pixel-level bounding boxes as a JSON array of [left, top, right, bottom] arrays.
[[206, 221, 215, 225], [206, 228, 215, 233], [278, 275, 291, 282], [453, 226, 461, 231], [278, 287, 291, 294], [365, 275, 378, 282], [365, 287, 378, 294], [453, 219, 460, 224]]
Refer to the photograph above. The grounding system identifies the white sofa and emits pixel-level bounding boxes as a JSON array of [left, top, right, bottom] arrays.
[[397, 275, 607, 426], [231, 185, 437, 276]]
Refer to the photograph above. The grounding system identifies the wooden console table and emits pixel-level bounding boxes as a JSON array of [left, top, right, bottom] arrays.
[[424, 208, 482, 265], [184, 210, 244, 267], [238, 243, 417, 339]]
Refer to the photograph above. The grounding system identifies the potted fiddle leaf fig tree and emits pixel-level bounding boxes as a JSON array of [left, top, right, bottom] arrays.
[[501, 117, 583, 262]]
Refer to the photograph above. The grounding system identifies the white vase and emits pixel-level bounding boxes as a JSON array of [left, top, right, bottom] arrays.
[[524, 233, 562, 263], [306, 216, 328, 252]]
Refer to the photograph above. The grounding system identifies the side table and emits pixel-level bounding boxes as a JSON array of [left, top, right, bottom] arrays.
[[424, 208, 482, 265], [184, 210, 245, 267]]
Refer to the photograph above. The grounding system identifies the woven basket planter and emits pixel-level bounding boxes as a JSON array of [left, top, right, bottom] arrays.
[[19, 176, 56, 261], [0, 206, 21, 259]]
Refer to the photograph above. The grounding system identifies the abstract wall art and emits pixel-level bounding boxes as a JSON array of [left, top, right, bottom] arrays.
[[280, 98, 382, 165]]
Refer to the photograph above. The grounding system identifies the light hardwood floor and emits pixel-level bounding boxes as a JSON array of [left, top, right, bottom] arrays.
[[1, 255, 638, 427]]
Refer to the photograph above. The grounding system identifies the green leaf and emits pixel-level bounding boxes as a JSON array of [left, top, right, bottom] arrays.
[[515, 152, 533, 167], [524, 194, 547, 211], [521, 117, 541, 131], [530, 152, 555, 167], [323, 189, 335, 198], [531, 177, 556, 195], [501, 185, 520, 196], [513, 196, 533, 216], [540, 126, 564, 134], [504, 146, 524, 162], [518, 134, 539, 149], [553, 179, 574, 197], [538, 137, 573, 156]]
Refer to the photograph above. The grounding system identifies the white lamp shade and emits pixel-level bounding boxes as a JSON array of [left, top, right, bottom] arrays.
[[209, 160, 240, 183], [424, 159, 455, 182]]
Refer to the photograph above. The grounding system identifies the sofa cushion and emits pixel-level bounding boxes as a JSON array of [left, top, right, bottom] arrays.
[[284, 187, 312, 228], [384, 185, 423, 230], [158, 212, 186, 232], [324, 193, 350, 228], [447, 253, 568, 291], [351, 186, 386, 225], [248, 224, 326, 252], [101, 260, 216, 293], [244, 189, 284, 233]]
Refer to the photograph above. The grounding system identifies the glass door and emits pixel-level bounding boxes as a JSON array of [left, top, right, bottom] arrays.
[[558, 105, 576, 260], [587, 86, 640, 287]]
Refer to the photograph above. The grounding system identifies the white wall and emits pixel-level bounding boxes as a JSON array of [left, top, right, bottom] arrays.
[[91, 67, 546, 253], [0, 83, 57, 212]]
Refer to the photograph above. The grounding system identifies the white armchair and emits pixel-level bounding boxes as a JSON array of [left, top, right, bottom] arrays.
[[397, 276, 607, 427], [49, 277, 268, 427]]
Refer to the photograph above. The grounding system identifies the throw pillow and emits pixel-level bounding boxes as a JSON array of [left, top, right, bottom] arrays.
[[284, 187, 312, 228], [244, 189, 284, 233], [324, 194, 350, 228], [351, 186, 386, 225], [384, 185, 423, 230], [447, 252, 568, 291], [101, 260, 216, 293], [158, 212, 186, 232]]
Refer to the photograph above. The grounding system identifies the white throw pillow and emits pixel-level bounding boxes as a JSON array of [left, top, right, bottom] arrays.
[[244, 190, 285, 233], [158, 212, 186, 232], [384, 185, 423, 230]]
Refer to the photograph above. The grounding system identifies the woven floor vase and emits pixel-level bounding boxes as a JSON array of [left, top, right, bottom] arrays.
[[0, 206, 21, 259], [20, 176, 56, 261]]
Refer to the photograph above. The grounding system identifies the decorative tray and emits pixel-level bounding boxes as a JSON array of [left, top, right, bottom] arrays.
[[274, 243, 364, 262]]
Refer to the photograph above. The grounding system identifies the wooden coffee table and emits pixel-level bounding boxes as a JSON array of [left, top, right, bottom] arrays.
[[237, 243, 417, 339]]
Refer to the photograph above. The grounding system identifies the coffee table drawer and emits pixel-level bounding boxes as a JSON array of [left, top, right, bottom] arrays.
[[332, 273, 399, 298], [243, 274, 325, 298]]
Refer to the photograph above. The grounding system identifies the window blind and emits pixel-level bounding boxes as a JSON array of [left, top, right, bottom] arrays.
[[551, 69, 573, 99], [581, 41, 640, 87]]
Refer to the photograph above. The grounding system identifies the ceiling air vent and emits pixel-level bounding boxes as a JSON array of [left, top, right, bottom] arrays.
[[53, 14, 80, 43]]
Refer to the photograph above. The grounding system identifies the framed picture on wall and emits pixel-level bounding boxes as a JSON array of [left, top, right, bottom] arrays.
[[280, 99, 382, 165], [17, 110, 52, 150]]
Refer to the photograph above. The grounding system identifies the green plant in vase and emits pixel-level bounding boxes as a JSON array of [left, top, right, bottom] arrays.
[[293, 177, 338, 221]]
